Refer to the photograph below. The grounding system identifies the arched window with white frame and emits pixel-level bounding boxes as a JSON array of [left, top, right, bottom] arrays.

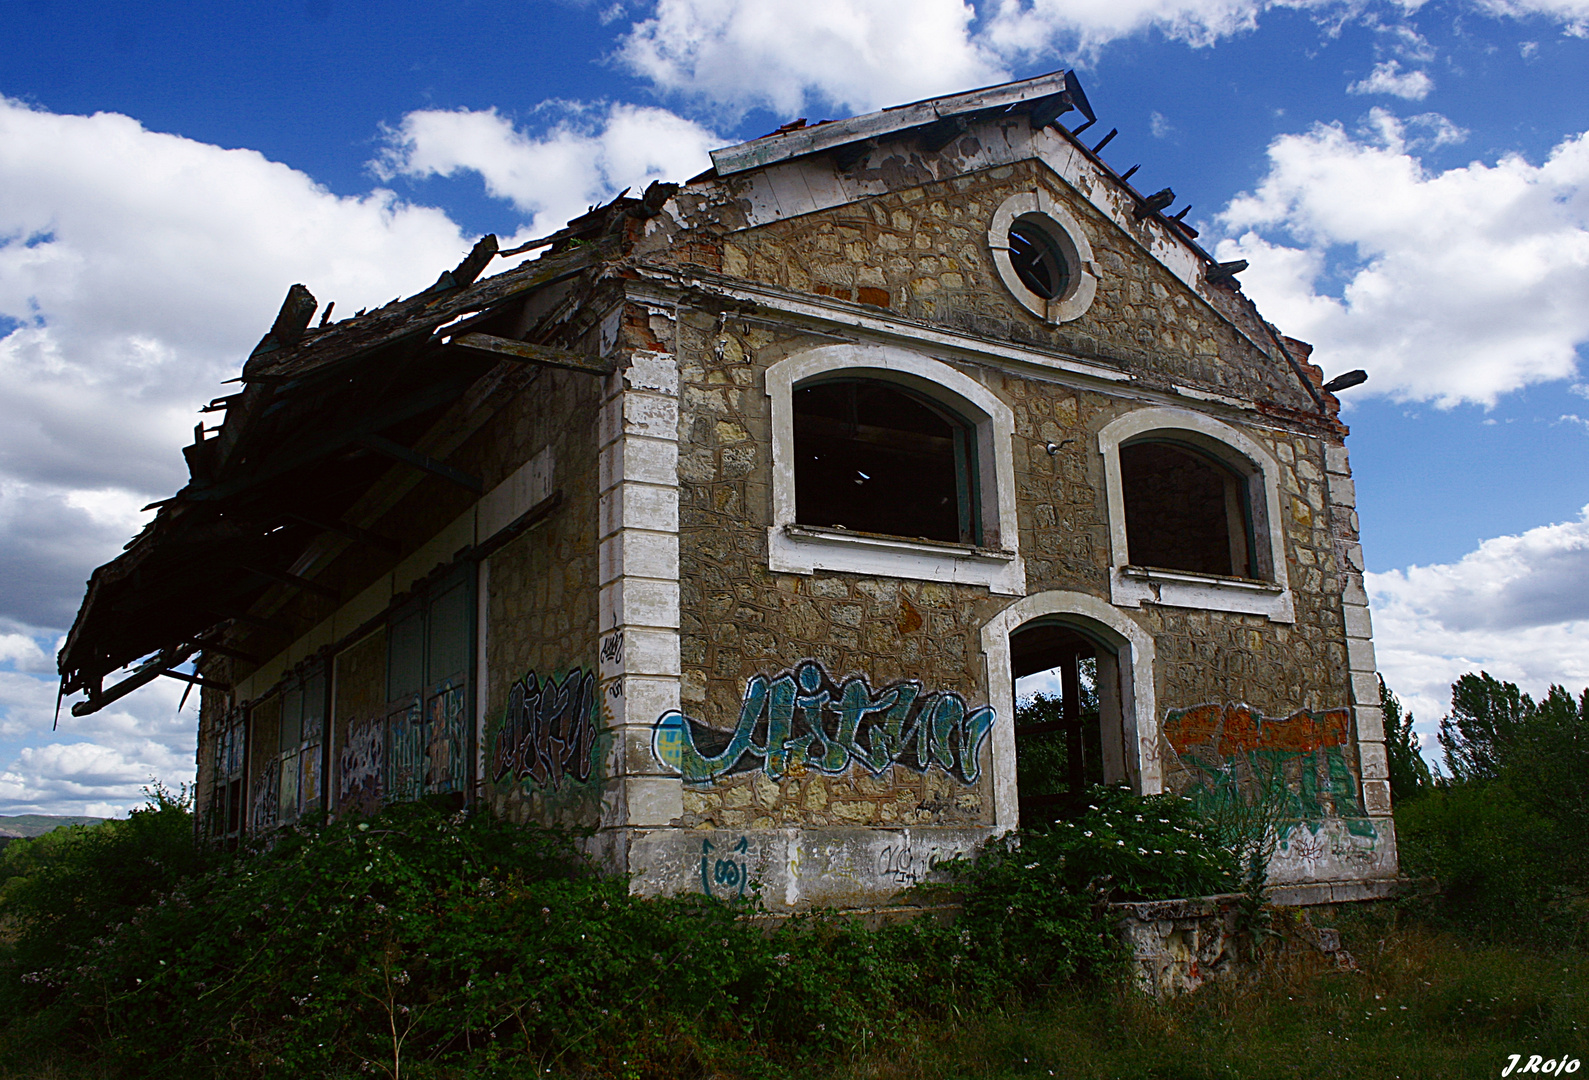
[[1098, 407, 1294, 622], [765, 344, 1024, 595]]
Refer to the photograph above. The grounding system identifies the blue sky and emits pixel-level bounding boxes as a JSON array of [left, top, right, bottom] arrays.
[[2, 0, 1587, 813]]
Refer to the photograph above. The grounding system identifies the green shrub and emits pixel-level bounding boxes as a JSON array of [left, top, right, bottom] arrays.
[[0, 786, 1242, 1078], [933, 785, 1240, 995], [0, 784, 204, 982]]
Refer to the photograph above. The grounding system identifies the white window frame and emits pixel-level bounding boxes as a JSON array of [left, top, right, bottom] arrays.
[[1098, 407, 1294, 623], [766, 343, 1025, 595], [988, 190, 1099, 324]]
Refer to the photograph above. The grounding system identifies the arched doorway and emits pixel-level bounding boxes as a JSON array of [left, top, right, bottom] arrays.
[[1010, 620, 1115, 819], [981, 591, 1160, 831]]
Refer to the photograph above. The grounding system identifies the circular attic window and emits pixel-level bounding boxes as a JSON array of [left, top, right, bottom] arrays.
[[989, 191, 1098, 324], [1009, 217, 1072, 300]]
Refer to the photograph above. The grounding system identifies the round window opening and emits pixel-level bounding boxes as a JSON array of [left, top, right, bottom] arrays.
[[1009, 217, 1071, 300]]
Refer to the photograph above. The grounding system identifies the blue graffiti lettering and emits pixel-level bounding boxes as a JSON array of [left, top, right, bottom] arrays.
[[653, 659, 993, 784]]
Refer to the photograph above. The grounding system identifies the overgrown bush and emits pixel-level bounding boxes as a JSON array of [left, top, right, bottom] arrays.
[[933, 784, 1239, 996], [0, 784, 204, 980], [0, 784, 1239, 1078]]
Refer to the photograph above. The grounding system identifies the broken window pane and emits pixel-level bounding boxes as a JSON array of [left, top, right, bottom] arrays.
[[1009, 217, 1071, 300], [1120, 440, 1254, 577], [793, 379, 978, 545]]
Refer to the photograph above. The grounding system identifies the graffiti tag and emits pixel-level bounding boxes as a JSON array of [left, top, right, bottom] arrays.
[[701, 836, 750, 900], [878, 842, 944, 887], [652, 659, 994, 784], [1163, 703, 1376, 842], [339, 717, 383, 806], [600, 632, 623, 664], [494, 668, 599, 792]]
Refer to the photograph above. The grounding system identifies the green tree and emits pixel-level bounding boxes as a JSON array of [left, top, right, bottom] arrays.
[[1437, 671, 1531, 783], [1398, 672, 1589, 939], [0, 784, 204, 983], [1380, 675, 1431, 804]]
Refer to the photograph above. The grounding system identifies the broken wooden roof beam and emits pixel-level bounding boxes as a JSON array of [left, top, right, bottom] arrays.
[[355, 432, 483, 493], [446, 332, 615, 376], [69, 641, 201, 717]]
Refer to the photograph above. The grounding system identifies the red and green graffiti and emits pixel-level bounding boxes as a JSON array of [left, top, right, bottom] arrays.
[[1163, 703, 1375, 839]]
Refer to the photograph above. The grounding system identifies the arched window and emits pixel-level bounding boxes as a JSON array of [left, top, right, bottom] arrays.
[[1097, 407, 1294, 622], [793, 378, 979, 546], [765, 344, 1024, 596], [1120, 439, 1254, 579]]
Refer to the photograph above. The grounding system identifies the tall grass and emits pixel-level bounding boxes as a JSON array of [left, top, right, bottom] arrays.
[[832, 907, 1588, 1080]]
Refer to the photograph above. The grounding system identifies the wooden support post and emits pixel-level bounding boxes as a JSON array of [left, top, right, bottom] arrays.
[[1062, 650, 1085, 796]]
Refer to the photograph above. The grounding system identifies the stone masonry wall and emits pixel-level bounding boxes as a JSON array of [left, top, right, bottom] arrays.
[[656, 171, 1388, 882], [481, 366, 604, 829], [669, 311, 1003, 830], [712, 159, 1312, 411]]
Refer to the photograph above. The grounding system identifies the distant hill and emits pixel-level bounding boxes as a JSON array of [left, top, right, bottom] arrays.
[[0, 814, 106, 839]]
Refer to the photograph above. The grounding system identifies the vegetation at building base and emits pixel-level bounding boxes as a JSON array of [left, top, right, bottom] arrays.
[[0, 785, 1230, 1078], [0, 669, 1583, 1078], [830, 906, 1587, 1080]]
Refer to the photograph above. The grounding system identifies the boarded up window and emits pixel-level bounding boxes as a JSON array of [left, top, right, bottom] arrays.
[[793, 379, 979, 545], [209, 706, 248, 847], [1120, 440, 1253, 578], [274, 663, 327, 826], [383, 566, 475, 809]]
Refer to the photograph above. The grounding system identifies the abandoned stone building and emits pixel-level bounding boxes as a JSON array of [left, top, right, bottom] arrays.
[[60, 70, 1395, 908]]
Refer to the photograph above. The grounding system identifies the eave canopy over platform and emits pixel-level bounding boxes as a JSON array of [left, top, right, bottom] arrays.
[[56, 209, 643, 715]]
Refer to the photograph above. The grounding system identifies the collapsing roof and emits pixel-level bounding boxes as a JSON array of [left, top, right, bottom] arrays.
[[58, 68, 1339, 717], [56, 187, 669, 715]]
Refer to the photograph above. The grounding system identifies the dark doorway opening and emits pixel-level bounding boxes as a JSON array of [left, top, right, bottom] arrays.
[[1011, 621, 1106, 820]]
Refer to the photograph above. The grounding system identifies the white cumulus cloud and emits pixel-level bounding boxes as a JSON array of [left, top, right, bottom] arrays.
[[1474, 0, 1589, 36], [0, 98, 494, 815], [0, 666, 198, 815], [1217, 111, 1589, 406], [607, 0, 1589, 122], [0, 96, 481, 620], [375, 102, 720, 237], [1368, 505, 1589, 743], [615, 0, 1008, 118], [982, 0, 1304, 56], [1348, 60, 1435, 100]]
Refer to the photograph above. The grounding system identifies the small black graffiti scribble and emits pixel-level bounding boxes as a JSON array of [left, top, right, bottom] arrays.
[[600, 632, 623, 664], [877, 843, 942, 886], [494, 668, 598, 791]]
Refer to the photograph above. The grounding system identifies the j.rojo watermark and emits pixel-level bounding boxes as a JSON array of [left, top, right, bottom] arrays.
[[1503, 1055, 1581, 1076]]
